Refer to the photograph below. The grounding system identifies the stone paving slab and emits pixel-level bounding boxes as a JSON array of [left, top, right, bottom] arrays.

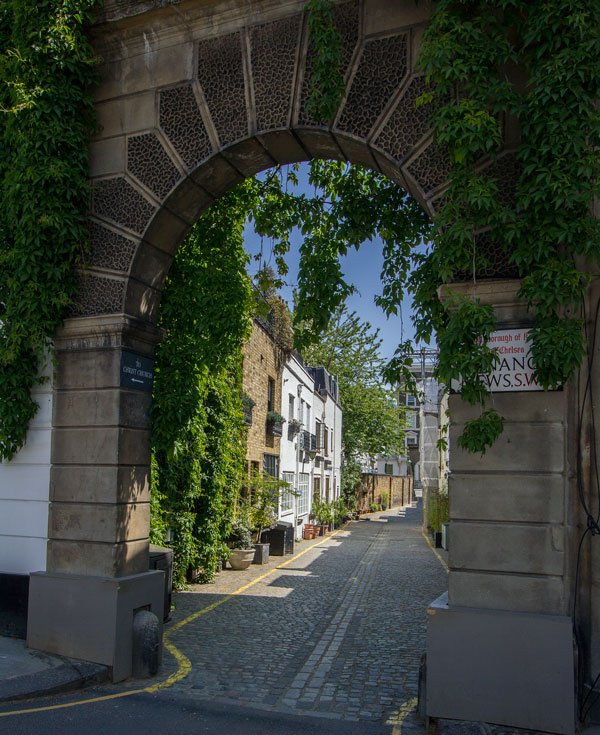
[[0, 637, 107, 703]]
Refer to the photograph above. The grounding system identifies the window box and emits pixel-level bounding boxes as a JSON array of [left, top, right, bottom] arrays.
[[266, 411, 285, 437]]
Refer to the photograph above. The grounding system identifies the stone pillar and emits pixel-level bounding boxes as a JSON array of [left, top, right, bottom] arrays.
[[27, 316, 164, 682], [426, 280, 577, 735]]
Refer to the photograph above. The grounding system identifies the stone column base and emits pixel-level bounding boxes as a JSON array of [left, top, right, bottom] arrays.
[[426, 593, 575, 735], [27, 569, 164, 682]]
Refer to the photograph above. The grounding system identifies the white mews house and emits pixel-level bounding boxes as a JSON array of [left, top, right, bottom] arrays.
[[279, 358, 342, 540], [0, 359, 53, 576], [308, 367, 342, 506], [280, 355, 316, 540]]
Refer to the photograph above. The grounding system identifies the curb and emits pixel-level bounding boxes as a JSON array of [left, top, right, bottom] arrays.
[[0, 659, 108, 704]]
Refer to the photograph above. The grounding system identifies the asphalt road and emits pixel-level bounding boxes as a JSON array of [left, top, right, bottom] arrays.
[[0, 692, 396, 735]]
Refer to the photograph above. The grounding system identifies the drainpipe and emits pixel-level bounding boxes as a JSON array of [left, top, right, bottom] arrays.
[[332, 375, 338, 501], [294, 383, 303, 540]]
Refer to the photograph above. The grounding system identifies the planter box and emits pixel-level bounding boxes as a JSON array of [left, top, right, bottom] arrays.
[[266, 419, 283, 437], [441, 523, 449, 550], [303, 524, 317, 540], [253, 542, 270, 565]]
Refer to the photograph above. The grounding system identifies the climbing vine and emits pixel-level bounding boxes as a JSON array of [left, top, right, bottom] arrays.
[[2, 0, 599, 463], [406, 0, 600, 452], [305, 0, 346, 121], [0, 0, 99, 460], [150, 186, 254, 587]]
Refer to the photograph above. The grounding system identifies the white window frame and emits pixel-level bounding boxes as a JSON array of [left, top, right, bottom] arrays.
[[281, 471, 295, 513], [297, 473, 310, 516]]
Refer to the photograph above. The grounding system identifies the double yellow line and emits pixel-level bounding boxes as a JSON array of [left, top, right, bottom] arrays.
[[1, 522, 443, 720], [0, 533, 339, 718]]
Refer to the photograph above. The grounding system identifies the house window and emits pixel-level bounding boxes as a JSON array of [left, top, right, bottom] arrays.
[[384, 463, 393, 475], [281, 471, 295, 512], [263, 453, 279, 478], [288, 394, 295, 422], [324, 425, 329, 456], [297, 473, 310, 515], [407, 435, 418, 446], [313, 477, 321, 501], [267, 377, 275, 412], [406, 394, 417, 407], [315, 420, 323, 451], [305, 404, 311, 433]]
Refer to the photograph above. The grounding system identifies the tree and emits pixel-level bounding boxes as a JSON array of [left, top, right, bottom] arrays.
[[301, 306, 405, 500]]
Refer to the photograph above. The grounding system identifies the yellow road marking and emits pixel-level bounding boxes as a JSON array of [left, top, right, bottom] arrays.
[[390, 696, 418, 734], [0, 530, 343, 717]]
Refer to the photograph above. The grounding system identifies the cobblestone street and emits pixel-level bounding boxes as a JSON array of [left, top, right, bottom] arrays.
[[0, 501, 573, 735], [164, 501, 448, 727]]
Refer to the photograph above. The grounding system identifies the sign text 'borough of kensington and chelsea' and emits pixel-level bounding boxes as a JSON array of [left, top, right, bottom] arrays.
[[452, 328, 548, 394]]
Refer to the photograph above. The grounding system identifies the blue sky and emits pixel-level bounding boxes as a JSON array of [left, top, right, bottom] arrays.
[[243, 162, 418, 361]]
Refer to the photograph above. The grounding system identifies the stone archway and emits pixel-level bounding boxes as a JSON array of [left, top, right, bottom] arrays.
[[52, 0, 466, 586], [22, 1, 587, 731]]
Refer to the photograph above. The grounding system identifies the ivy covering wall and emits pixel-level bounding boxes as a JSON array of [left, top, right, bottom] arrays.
[[150, 187, 254, 587], [0, 0, 99, 460], [406, 0, 600, 450], [0, 1, 597, 482]]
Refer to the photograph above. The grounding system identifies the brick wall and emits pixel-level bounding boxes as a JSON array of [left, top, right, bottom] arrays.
[[242, 320, 283, 468], [357, 474, 414, 511]]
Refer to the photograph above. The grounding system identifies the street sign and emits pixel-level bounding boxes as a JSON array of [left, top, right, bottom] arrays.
[[120, 351, 154, 392], [483, 328, 544, 392], [450, 328, 551, 394]]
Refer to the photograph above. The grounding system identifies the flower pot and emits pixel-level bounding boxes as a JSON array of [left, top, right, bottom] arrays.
[[252, 542, 270, 565], [303, 525, 316, 540], [228, 548, 256, 570]]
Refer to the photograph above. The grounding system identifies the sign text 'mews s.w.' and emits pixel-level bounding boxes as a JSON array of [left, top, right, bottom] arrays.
[[484, 329, 543, 392]]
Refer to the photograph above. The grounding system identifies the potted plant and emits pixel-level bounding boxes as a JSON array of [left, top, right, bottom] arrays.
[[266, 410, 285, 437], [287, 417, 302, 439], [312, 498, 334, 535], [247, 472, 282, 564], [332, 497, 348, 526], [426, 491, 449, 548], [226, 520, 256, 570]]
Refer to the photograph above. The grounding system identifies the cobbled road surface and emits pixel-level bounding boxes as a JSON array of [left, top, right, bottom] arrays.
[[165, 501, 447, 727], [0, 502, 554, 735]]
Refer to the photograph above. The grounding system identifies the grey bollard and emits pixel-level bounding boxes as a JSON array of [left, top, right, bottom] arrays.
[[132, 609, 162, 678]]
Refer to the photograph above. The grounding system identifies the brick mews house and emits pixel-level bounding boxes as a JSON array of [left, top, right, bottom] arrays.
[[242, 318, 342, 542]]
